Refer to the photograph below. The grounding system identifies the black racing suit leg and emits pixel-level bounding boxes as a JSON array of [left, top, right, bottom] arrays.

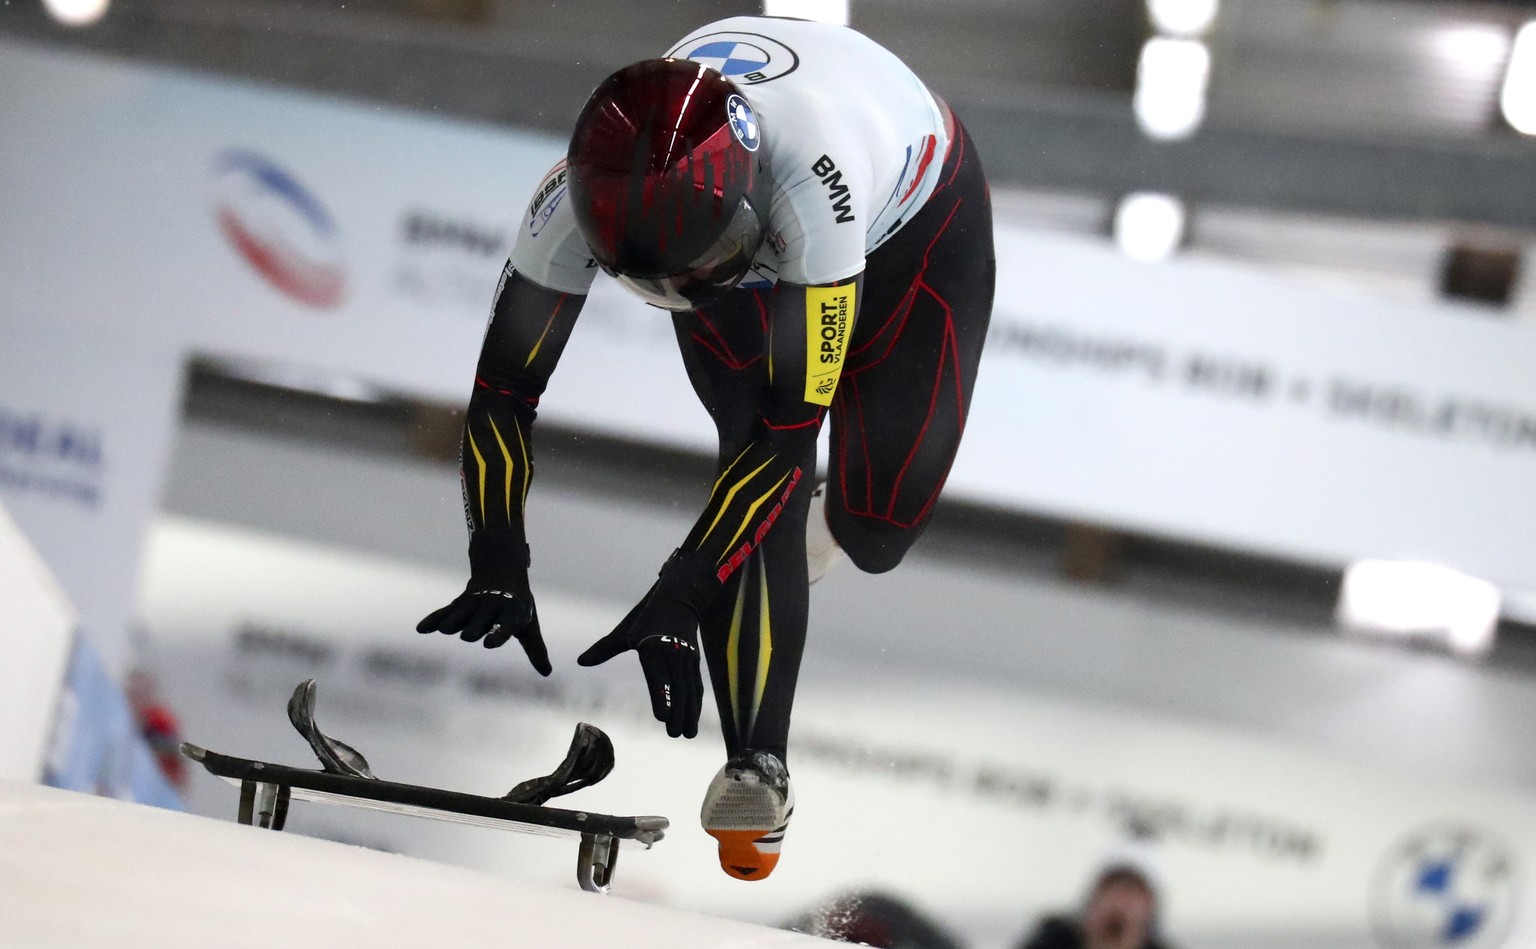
[[672, 293, 813, 764], [825, 112, 996, 574]]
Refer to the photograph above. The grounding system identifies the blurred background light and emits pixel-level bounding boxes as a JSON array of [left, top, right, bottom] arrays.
[[1431, 23, 1513, 93], [1134, 37, 1210, 140], [1147, 0, 1219, 39], [1113, 191, 1186, 261], [1337, 560, 1501, 658], [42, 0, 109, 27], [762, 0, 849, 27], [1432, 24, 1511, 70], [1502, 21, 1536, 135]]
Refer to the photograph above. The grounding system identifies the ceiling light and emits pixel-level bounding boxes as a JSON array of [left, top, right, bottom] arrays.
[[1113, 192, 1186, 261], [762, 0, 849, 26], [1337, 560, 1500, 658], [1134, 38, 1210, 140], [1434, 25, 1511, 70], [43, 0, 109, 26], [1502, 21, 1536, 135], [1147, 0, 1219, 38]]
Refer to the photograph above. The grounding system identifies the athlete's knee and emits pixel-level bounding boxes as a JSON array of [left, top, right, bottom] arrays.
[[827, 504, 923, 574], [844, 539, 909, 574]]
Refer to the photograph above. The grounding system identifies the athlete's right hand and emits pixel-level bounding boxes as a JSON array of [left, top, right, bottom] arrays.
[[416, 570, 552, 676], [576, 588, 703, 739]]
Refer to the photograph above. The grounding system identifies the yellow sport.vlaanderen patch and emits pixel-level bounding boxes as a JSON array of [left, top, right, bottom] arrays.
[[803, 284, 854, 405]]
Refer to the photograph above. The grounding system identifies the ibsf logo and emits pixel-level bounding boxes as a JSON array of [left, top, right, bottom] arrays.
[[526, 163, 568, 239], [1371, 824, 1521, 949], [212, 150, 346, 309]]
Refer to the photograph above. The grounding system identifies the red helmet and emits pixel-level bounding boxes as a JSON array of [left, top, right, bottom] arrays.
[[567, 58, 770, 311]]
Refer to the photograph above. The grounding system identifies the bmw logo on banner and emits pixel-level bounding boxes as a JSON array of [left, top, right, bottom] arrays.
[[212, 150, 346, 310], [1370, 824, 1521, 949], [669, 32, 799, 84]]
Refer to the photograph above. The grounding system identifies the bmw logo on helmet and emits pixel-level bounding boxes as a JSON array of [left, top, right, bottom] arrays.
[[727, 94, 760, 152]]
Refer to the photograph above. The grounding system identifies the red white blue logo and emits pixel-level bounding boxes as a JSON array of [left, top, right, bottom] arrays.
[[212, 150, 346, 309]]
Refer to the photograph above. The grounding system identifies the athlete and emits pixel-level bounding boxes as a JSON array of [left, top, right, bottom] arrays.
[[416, 15, 994, 881]]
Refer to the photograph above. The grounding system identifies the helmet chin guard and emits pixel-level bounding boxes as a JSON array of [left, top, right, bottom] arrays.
[[568, 58, 770, 311]]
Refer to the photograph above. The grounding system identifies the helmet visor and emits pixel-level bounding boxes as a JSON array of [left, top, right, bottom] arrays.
[[612, 195, 766, 311]]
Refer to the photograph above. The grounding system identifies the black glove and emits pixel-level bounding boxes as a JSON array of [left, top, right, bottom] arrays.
[[416, 567, 552, 676], [577, 551, 716, 739]]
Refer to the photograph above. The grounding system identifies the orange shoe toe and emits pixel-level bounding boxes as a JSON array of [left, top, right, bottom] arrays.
[[708, 828, 782, 881]]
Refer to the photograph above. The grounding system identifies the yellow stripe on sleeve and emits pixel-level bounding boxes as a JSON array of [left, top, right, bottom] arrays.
[[710, 444, 754, 498], [717, 471, 790, 563], [487, 416, 515, 525], [466, 427, 487, 524], [525, 297, 565, 368], [699, 455, 777, 546]]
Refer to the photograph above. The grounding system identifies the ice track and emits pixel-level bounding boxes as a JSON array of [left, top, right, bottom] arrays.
[[0, 780, 827, 948]]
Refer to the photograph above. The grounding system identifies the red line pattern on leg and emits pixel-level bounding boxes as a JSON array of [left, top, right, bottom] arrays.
[[885, 301, 951, 520], [836, 196, 967, 527], [690, 332, 762, 371], [833, 392, 852, 511], [828, 118, 981, 532], [762, 414, 822, 432], [688, 303, 764, 370]]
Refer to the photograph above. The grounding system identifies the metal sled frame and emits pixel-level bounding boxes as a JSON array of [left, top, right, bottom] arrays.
[[181, 743, 667, 893]]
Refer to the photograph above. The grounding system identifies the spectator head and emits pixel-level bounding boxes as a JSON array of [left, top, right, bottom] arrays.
[[1080, 863, 1159, 949]]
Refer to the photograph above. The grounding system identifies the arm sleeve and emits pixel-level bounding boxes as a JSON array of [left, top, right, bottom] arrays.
[[461, 261, 585, 581], [663, 273, 863, 599]]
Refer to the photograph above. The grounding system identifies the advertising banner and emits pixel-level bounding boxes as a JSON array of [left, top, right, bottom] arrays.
[[0, 321, 185, 678], [965, 227, 1536, 612], [4, 40, 1535, 629]]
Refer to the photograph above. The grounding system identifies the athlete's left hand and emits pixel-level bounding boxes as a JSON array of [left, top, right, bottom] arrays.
[[415, 567, 552, 676], [577, 584, 704, 739]]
